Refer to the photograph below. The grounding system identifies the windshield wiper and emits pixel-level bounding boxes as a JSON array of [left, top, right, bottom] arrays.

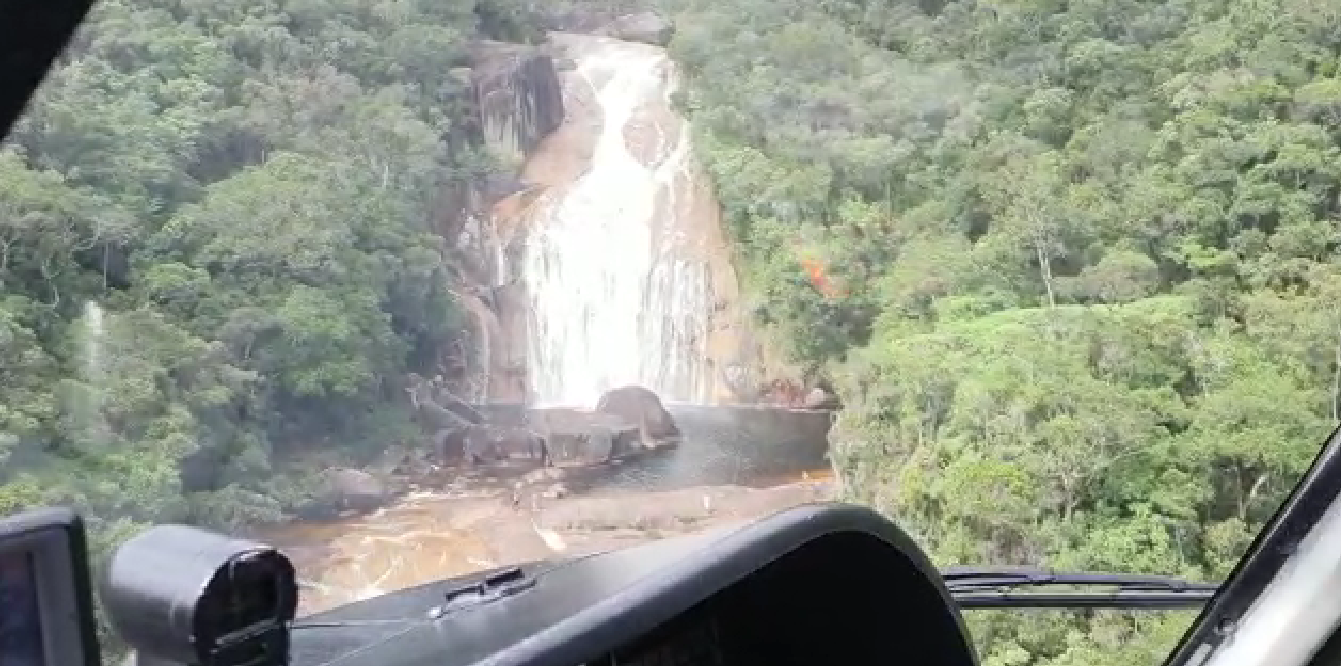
[[942, 566, 1218, 609], [294, 562, 1217, 631], [291, 565, 540, 631]]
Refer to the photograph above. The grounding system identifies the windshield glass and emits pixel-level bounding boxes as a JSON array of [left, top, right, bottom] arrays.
[[1199, 477, 1341, 666], [3, 0, 1339, 663]]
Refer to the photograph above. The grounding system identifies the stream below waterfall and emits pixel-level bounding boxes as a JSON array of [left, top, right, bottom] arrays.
[[267, 462, 834, 616], [265, 404, 836, 616]]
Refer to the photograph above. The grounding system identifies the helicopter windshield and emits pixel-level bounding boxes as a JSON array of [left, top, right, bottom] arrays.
[[4, 2, 1341, 666]]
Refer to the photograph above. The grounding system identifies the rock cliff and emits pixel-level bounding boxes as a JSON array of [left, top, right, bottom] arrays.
[[428, 39, 566, 403], [429, 13, 782, 410], [470, 40, 566, 166]]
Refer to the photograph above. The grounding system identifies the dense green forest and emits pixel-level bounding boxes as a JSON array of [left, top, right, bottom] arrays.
[[0, 0, 542, 650], [666, 0, 1341, 662]]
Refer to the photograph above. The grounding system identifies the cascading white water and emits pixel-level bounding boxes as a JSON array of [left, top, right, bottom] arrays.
[[85, 301, 104, 378], [522, 37, 716, 407], [81, 301, 108, 442]]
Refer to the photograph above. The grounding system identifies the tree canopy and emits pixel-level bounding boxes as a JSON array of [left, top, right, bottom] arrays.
[[0, 0, 541, 651], [666, 0, 1341, 660]]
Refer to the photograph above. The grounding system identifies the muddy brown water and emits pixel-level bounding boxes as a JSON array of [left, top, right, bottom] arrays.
[[265, 473, 835, 616], [262, 407, 836, 616]]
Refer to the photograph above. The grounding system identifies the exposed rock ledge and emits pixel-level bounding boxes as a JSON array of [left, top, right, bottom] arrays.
[[435, 12, 784, 408], [593, 12, 676, 47], [539, 10, 676, 47], [434, 40, 566, 403], [469, 40, 566, 166]]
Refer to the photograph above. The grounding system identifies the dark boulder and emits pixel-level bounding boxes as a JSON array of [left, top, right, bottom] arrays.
[[469, 40, 566, 162], [525, 408, 640, 465], [463, 424, 550, 467], [323, 468, 387, 514], [802, 387, 842, 410], [596, 385, 682, 448]]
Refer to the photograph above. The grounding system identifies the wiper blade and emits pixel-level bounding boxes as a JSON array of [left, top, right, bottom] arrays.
[[942, 566, 1217, 590], [292, 619, 423, 629], [950, 590, 1215, 609], [292, 566, 539, 631], [942, 566, 1218, 609]]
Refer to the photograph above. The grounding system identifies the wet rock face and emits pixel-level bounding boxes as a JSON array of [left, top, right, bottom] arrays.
[[525, 408, 639, 465], [433, 44, 563, 239], [516, 388, 684, 467], [470, 41, 566, 166], [429, 43, 565, 407], [595, 386, 682, 447], [322, 468, 387, 515], [598, 12, 676, 47], [463, 424, 550, 467], [802, 387, 842, 410]]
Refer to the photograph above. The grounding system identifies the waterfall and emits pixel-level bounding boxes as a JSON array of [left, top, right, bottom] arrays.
[[81, 301, 109, 443], [521, 36, 719, 408], [85, 301, 104, 378]]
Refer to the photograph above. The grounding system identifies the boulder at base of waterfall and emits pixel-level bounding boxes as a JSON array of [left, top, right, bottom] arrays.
[[431, 426, 468, 465], [595, 386, 682, 449], [525, 408, 640, 466], [523, 466, 568, 485], [600, 12, 675, 47], [323, 468, 388, 515], [492, 425, 551, 463], [802, 387, 842, 410], [463, 424, 551, 466], [376, 444, 436, 477]]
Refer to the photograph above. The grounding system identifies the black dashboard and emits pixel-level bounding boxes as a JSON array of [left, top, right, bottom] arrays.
[[291, 503, 979, 666], [0, 502, 979, 666]]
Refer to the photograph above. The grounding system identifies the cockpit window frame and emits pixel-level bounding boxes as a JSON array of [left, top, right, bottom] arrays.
[[4, 6, 1341, 666], [0, 0, 96, 139], [1163, 423, 1341, 666]]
